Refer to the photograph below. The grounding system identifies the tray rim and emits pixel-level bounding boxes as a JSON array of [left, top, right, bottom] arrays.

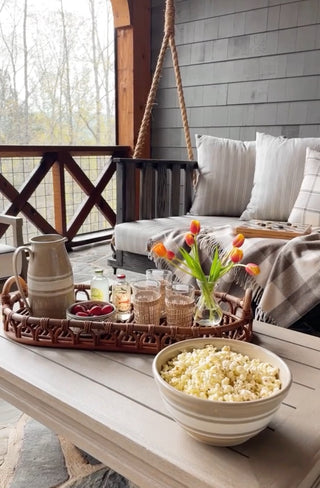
[[1, 278, 253, 353]]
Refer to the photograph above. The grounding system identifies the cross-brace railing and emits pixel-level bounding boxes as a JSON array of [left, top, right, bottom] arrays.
[[0, 145, 130, 247]]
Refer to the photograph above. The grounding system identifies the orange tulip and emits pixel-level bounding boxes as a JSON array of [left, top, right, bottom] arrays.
[[151, 242, 167, 258], [232, 233, 245, 248], [190, 219, 200, 235], [151, 228, 260, 286], [245, 263, 260, 276], [230, 247, 243, 263], [185, 232, 195, 247]]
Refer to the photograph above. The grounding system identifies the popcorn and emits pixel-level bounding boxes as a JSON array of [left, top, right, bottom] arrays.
[[160, 345, 281, 402]]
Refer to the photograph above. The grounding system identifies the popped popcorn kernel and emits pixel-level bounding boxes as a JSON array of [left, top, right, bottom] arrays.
[[160, 345, 281, 402]]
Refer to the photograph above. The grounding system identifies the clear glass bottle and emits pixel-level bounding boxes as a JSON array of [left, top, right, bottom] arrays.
[[90, 269, 109, 301], [112, 274, 131, 320]]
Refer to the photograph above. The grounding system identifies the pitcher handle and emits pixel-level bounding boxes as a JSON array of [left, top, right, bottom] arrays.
[[13, 246, 32, 313]]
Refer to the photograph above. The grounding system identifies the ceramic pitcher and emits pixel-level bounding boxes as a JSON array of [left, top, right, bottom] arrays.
[[13, 234, 74, 318]]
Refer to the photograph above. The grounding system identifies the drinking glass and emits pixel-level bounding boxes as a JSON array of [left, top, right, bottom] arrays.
[[146, 269, 173, 318], [165, 282, 195, 327], [131, 279, 161, 325]]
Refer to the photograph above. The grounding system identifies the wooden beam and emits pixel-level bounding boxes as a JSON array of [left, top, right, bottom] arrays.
[[52, 160, 67, 235], [0, 145, 130, 157], [113, 0, 151, 157], [110, 0, 130, 28]]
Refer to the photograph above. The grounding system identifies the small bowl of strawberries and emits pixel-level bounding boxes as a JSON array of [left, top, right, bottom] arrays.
[[66, 300, 116, 323]]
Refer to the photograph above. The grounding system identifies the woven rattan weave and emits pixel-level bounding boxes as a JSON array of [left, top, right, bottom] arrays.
[[1, 277, 253, 354]]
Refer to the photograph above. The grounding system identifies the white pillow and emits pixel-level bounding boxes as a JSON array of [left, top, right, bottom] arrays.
[[189, 134, 256, 217], [288, 147, 320, 226], [241, 132, 320, 221]]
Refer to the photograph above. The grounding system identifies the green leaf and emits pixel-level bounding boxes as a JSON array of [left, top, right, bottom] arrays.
[[180, 246, 205, 280], [208, 247, 222, 281]]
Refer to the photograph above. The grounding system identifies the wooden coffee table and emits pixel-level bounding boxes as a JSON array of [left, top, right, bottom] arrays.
[[0, 321, 319, 488]]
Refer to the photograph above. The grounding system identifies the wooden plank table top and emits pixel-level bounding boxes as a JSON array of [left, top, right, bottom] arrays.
[[0, 320, 319, 488]]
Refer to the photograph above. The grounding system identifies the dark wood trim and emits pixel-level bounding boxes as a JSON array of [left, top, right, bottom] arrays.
[[113, 0, 151, 157], [0, 145, 130, 157], [108, 157, 198, 273], [107, 250, 155, 274], [114, 158, 197, 224]]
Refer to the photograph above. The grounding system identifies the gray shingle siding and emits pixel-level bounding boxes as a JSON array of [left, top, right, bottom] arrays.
[[150, 0, 320, 160]]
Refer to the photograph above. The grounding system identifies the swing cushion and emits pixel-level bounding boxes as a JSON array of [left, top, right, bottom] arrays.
[[288, 147, 320, 226], [189, 135, 256, 217], [241, 132, 320, 221]]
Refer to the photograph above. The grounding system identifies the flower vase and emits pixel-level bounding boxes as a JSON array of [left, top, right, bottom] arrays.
[[194, 280, 223, 326]]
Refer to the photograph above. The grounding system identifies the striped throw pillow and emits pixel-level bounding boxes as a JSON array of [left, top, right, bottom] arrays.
[[288, 147, 320, 227], [189, 134, 256, 217], [241, 132, 320, 221]]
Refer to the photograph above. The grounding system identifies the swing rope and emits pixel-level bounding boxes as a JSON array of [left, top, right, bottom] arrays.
[[133, 0, 194, 161]]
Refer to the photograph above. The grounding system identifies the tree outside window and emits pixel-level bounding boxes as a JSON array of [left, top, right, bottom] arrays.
[[0, 0, 115, 145]]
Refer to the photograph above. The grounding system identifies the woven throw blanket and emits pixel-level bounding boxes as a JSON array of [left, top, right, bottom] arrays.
[[148, 225, 320, 328]]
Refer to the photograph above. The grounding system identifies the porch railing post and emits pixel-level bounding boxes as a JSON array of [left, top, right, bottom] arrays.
[[52, 154, 67, 236]]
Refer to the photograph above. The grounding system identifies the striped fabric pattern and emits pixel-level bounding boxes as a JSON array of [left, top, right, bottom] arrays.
[[114, 215, 241, 255], [189, 134, 256, 217], [241, 132, 320, 221], [289, 147, 320, 226]]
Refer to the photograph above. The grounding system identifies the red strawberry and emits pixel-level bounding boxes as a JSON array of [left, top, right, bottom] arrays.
[[72, 304, 86, 314], [89, 305, 103, 316], [101, 304, 114, 315]]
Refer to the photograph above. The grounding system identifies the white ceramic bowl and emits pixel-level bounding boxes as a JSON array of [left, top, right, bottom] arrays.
[[152, 337, 292, 446]]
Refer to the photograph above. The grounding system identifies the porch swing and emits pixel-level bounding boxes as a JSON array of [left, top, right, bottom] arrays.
[[110, 0, 198, 272]]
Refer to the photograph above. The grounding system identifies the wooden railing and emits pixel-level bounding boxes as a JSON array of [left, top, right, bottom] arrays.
[[108, 157, 197, 273], [115, 158, 197, 224], [0, 145, 130, 247]]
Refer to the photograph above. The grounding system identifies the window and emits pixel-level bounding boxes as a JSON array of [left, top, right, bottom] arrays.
[[0, 0, 115, 145]]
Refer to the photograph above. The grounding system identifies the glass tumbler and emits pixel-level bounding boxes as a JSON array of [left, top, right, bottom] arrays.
[[131, 279, 161, 325], [146, 269, 172, 318], [165, 282, 195, 327]]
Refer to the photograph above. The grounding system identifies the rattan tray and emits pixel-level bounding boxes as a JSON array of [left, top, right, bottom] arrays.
[[1, 277, 253, 354]]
